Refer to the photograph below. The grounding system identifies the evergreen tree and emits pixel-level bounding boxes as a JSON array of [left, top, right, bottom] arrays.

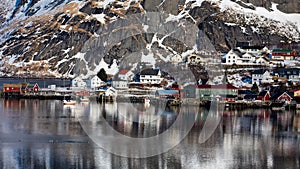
[[97, 68, 107, 82], [251, 82, 259, 94]]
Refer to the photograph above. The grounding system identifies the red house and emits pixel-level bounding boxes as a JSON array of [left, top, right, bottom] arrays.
[[3, 84, 22, 93], [256, 91, 270, 102], [271, 92, 293, 104], [25, 83, 40, 93], [272, 49, 297, 60]]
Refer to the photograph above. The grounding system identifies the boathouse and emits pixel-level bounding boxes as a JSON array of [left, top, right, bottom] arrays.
[[25, 83, 40, 93]]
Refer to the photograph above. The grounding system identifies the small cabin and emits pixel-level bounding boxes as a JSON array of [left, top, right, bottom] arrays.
[[25, 83, 40, 93]]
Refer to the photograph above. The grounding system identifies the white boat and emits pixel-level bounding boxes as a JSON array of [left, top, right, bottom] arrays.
[[80, 97, 90, 102], [63, 100, 76, 105]]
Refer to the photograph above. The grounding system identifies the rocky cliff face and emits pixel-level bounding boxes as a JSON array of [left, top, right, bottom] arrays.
[[0, 0, 299, 78], [239, 0, 300, 13]]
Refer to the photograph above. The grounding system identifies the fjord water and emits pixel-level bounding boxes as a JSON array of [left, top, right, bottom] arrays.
[[0, 99, 299, 169]]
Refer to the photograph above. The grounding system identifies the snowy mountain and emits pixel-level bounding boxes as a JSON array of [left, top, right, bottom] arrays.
[[0, 0, 299, 78]]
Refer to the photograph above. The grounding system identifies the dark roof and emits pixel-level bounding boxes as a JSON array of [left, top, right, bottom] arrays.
[[27, 83, 39, 88], [241, 46, 265, 50], [273, 68, 300, 75], [258, 91, 268, 97], [272, 49, 293, 53], [238, 90, 255, 95], [244, 94, 258, 100], [197, 84, 238, 90], [236, 42, 250, 48], [252, 69, 267, 75], [140, 68, 160, 75], [232, 49, 244, 57]]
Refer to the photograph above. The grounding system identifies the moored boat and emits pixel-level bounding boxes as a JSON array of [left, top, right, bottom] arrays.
[[63, 100, 76, 105]]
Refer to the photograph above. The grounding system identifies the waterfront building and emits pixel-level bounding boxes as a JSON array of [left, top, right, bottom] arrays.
[[140, 68, 162, 84], [118, 70, 134, 81], [3, 84, 23, 93], [72, 77, 87, 88], [256, 91, 271, 102], [112, 78, 128, 89], [181, 84, 196, 98], [25, 83, 40, 93], [270, 92, 293, 104], [90, 75, 105, 90], [196, 84, 238, 102]]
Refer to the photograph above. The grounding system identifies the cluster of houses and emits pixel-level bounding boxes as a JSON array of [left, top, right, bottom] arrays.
[[221, 42, 297, 67], [2, 41, 299, 106]]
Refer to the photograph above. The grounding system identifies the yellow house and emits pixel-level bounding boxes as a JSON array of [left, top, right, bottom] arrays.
[[291, 89, 300, 97]]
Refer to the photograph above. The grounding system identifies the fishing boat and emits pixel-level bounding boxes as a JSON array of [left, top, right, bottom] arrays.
[[63, 99, 76, 105]]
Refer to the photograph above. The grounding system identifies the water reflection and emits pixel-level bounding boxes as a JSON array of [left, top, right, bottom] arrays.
[[0, 99, 299, 168]]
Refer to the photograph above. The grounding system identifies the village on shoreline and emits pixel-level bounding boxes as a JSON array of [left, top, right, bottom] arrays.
[[1, 42, 300, 110]]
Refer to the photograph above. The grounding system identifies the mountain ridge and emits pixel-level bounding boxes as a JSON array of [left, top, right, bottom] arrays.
[[0, 0, 299, 78]]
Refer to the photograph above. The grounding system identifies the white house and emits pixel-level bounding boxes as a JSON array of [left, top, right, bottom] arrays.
[[118, 70, 134, 81], [90, 75, 105, 90], [224, 49, 239, 65], [237, 45, 268, 56], [224, 49, 256, 65], [72, 77, 87, 88], [140, 68, 162, 84], [255, 56, 270, 66], [252, 69, 273, 85], [112, 79, 128, 89]]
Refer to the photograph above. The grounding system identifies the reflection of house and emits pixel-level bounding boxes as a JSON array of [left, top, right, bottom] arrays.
[[273, 68, 300, 82], [252, 69, 273, 85], [118, 70, 134, 81], [140, 68, 162, 84], [272, 49, 297, 60], [105, 87, 117, 97], [196, 84, 238, 102], [25, 83, 40, 93]]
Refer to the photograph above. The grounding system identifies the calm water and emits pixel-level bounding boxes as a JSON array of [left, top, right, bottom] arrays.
[[0, 99, 299, 169]]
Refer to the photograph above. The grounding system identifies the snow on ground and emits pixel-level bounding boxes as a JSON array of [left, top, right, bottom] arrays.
[[92, 14, 106, 24], [218, 0, 300, 31], [141, 52, 156, 66]]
